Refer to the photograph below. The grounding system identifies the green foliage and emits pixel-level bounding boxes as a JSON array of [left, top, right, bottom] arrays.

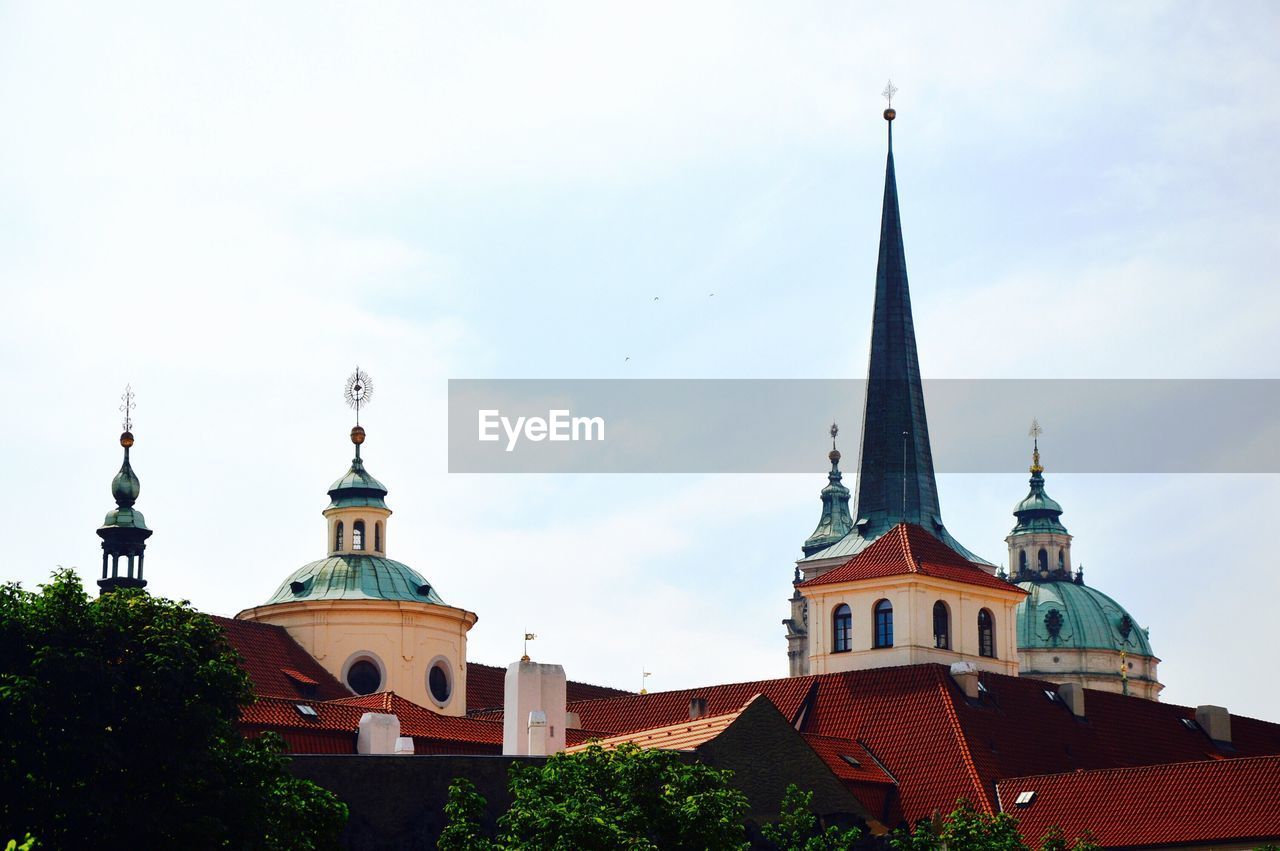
[[890, 800, 1025, 851], [0, 569, 347, 850], [498, 743, 750, 850], [438, 778, 498, 851], [761, 784, 863, 851], [4, 837, 37, 851]]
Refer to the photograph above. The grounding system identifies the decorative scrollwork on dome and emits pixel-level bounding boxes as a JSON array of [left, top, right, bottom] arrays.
[[1044, 608, 1064, 638], [1118, 613, 1133, 639]]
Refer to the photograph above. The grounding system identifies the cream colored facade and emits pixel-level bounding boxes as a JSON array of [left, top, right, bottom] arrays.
[[1019, 646, 1162, 700], [804, 576, 1022, 677], [237, 597, 478, 716]]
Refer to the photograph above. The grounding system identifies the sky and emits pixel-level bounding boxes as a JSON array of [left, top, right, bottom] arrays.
[[2, 2, 1278, 718]]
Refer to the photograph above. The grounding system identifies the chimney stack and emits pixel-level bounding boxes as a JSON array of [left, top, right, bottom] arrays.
[[1195, 705, 1232, 745], [689, 697, 708, 720], [950, 662, 980, 699], [1057, 683, 1085, 718], [503, 659, 567, 756], [356, 712, 402, 755]]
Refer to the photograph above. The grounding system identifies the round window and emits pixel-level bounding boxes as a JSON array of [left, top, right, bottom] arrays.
[[347, 659, 381, 695], [428, 662, 451, 704]]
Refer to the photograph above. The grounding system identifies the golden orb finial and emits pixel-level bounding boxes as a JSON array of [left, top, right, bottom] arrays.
[[120, 431, 134, 448], [350, 425, 366, 445]]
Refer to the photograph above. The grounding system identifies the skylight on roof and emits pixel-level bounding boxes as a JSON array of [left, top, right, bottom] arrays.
[[840, 753, 862, 768], [295, 704, 319, 719], [1014, 790, 1036, 807], [1181, 718, 1200, 731], [1043, 689, 1060, 703]]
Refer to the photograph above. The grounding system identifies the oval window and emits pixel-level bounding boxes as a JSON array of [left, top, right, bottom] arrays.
[[429, 662, 451, 704], [346, 659, 381, 695]]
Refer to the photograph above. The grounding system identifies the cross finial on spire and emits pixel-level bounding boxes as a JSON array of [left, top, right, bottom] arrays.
[[830, 421, 839, 450], [1029, 418, 1044, 473], [119, 384, 135, 434], [881, 79, 898, 107]]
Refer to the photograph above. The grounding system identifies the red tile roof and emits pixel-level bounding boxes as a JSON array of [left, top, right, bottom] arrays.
[[996, 755, 1280, 846], [550, 663, 1280, 827], [799, 524, 1024, 594], [567, 676, 819, 736], [465, 661, 630, 713], [213, 616, 351, 701], [567, 697, 758, 753]]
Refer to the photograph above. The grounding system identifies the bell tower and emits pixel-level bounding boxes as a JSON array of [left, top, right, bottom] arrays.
[[98, 385, 152, 594], [1006, 421, 1073, 581]]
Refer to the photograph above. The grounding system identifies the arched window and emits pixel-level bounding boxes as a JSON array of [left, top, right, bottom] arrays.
[[832, 604, 852, 653], [374, 522, 383, 553], [1058, 549, 1065, 572], [874, 599, 894, 648], [1037, 548, 1049, 572], [334, 521, 344, 552], [933, 601, 950, 650], [978, 609, 996, 658], [1019, 550, 1027, 573], [353, 520, 365, 551]]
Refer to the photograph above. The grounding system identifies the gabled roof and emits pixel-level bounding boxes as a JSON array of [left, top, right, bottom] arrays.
[[798, 523, 1022, 594], [566, 698, 756, 753], [996, 755, 1280, 846], [214, 616, 351, 701]]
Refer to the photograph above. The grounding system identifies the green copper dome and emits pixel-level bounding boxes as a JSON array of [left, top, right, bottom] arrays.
[[1010, 469, 1067, 536], [1016, 578, 1152, 656], [265, 555, 446, 606]]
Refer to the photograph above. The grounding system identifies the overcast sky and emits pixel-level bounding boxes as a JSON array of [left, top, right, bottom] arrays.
[[2, 2, 1278, 718]]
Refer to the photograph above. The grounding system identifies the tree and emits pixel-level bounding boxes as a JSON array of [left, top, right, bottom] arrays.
[[438, 778, 497, 851], [890, 800, 1025, 851], [498, 743, 750, 850], [761, 784, 863, 851], [0, 569, 347, 850]]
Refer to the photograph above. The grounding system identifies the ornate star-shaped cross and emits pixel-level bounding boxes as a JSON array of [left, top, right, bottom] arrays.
[[881, 79, 898, 108]]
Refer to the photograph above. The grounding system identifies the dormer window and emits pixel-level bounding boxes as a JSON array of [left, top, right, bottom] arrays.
[[352, 520, 365, 551], [334, 521, 344, 552]]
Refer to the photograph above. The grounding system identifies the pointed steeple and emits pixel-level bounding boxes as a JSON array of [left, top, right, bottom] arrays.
[[802, 423, 854, 557], [98, 385, 151, 593], [799, 96, 986, 565]]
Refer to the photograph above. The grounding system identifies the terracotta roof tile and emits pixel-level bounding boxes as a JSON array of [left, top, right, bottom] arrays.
[[799, 524, 1023, 594], [214, 616, 350, 701], [996, 755, 1280, 846], [566, 700, 753, 753]]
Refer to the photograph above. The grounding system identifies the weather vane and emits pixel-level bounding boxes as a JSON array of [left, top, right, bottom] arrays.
[[881, 79, 898, 108], [344, 367, 374, 426], [522, 632, 536, 662], [119, 384, 135, 433]]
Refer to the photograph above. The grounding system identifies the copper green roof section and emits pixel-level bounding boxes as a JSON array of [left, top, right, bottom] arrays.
[[803, 442, 854, 557], [1016, 578, 1153, 656], [1010, 468, 1067, 537], [327, 447, 389, 510], [265, 555, 446, 606]]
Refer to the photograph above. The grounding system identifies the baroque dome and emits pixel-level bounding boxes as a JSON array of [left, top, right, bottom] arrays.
[[1016, 578, 1153, 656], [265, 555, 446, 606]]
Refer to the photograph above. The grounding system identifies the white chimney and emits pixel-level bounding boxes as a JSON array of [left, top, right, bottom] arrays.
[[1057, 682, 1085, 718], [503, 659, 567, 756], [950, 661, 980, 699], [394, 736, 415, 755], [357, 712, 401, 755], [1195, 705, 1232, 744]]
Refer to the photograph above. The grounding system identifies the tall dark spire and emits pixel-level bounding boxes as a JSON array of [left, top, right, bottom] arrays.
[[799, 100, 987, 565], [850, 104, 944, 540], [98, 386, 151, 593]]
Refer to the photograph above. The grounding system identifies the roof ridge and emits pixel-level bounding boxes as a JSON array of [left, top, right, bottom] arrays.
[[934, 667, 994, 813], [1000, 753, 1280, 785]]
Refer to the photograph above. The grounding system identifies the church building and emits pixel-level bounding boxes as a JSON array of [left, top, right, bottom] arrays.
[[80, 102, 1278, 847]]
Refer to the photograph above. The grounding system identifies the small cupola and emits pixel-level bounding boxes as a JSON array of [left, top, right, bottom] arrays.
[[802, 423, 854, 557], [1008, 421, 1072, 582], [97, 385, 152, 594]]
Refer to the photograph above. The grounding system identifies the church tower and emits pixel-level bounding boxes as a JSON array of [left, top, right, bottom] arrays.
[[1010, 430, 1163, 699], [786, 96, 1025, 677], [238, 370, 478, 715], [98, 385, 152, 594]]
